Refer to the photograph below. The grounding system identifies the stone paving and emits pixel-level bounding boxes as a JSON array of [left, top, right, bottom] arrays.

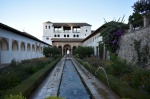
[[29, 57, 120, 99], [29, 57, 65, 99]]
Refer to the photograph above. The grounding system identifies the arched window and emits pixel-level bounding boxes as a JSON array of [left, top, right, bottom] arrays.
[[58, 34, 60, 37], [0, 38, 8, 51], [64, 35, 66, 37], [12, 40, 18, 51], [73, 35, 75, 37], [27, 43, 31, 51], [67, 35, 69, 37], [49, 26, 50, 29], [54, 34, 56, 37], [32, 44, 35, 51], [77, 35, 79, 37], [21, 42, 25, 51], [45, 26, 47, 29]]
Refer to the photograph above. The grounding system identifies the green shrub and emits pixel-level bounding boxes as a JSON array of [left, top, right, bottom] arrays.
[[0, 58, 61, 99], [45, 96, 65, 99], [0, 57, 52, 97], [4, 93, 26, 99], [77, 58, 150, 98], [107, 54, 132, 77]]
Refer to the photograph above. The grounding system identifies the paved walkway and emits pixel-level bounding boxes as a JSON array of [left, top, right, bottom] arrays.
[[29, 57, 65, 99], [29, 57, 120, 99]]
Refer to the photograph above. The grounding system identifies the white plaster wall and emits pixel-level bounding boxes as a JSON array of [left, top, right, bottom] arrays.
[[1, 51, 9, 64], [0, 28, 49, 64], [82, 33, 102, 56], [12, 51, 18, 61]]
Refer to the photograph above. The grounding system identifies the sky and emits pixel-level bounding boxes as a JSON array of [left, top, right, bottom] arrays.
[[0, 0, 137, 40]]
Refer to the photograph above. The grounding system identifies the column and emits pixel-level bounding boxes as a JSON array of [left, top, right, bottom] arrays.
[[25, 42, 27, 59], [8, 38, 12, 63], [18, 41, 21, 61], [61, 26, 64, 33], [144, 15, 149, 27], [71, 26, 73, 33], [129, 24, 133, 32]]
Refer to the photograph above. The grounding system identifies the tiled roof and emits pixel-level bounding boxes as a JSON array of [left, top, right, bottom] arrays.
[[44, 21, 91, 26], [0, 22, 50, 46], [53, 23, 91, 27], [51, 38, 84, 42]]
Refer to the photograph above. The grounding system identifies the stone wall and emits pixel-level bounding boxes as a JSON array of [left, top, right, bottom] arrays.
[[118, 26, 150, 67]]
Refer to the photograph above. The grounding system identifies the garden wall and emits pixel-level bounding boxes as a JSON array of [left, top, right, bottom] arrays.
[[118, 26, 150, 68]]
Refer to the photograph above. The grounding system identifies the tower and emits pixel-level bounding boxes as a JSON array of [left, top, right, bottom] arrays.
[[42, 21, 53, 45]]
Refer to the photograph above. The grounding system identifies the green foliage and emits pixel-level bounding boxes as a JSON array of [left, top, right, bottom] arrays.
[[75, 46, 94, 59], [45, 96, 65, 99], [77, 58, 150, 98], [43, 46, 61, 58], [132, 0, 150, 15], [107, 54, 132, 77], [129, 68, 150, 93], [128, 12, 143, 28], [0, 58, 60, 99], [100, 17, 128, 53], [4, 93, 26, 99], [83, 55, 150, 94], [0, 58, 52, 97], [84, 57, 107, 68], [133, 39, 149, 67], [99, 42, 104, 59]]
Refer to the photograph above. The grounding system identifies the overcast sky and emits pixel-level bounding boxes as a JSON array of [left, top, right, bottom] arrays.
[[0, 0, 137, 40]]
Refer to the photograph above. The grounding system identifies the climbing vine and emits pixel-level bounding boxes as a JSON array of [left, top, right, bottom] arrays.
[[134, 39, 150, 67], [100, 17, 128, 54]]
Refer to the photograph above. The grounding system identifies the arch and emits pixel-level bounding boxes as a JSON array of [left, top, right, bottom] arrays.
[[32, 44, 35, 51], [12, 40, 18, 51], [27, 43, 31, 51], [21, 42, 25, 51], [0, 38, 8, 51], [37, 46, 40, 52], [63, 44, 71, 55]]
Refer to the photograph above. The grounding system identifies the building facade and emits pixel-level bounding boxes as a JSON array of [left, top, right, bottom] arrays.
[[0, 23, 50, 64], [43, 21, 92, 55], [82, 26, 103, 57]]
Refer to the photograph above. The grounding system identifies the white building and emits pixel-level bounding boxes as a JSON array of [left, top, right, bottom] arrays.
[[82, 26, 103, 57], [0, 23, 50, 64], [43, 21, 92, 45]]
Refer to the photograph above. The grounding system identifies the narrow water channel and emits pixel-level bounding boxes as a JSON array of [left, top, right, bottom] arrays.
[[59, 59, 90, 99]]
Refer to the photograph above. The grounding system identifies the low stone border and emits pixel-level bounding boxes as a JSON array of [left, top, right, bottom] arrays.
[[0, 58, 61, 99]]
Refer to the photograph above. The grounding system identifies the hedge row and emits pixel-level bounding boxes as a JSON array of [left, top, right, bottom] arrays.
[[0, 58, 61, 99], [77, 59, 150, 99]]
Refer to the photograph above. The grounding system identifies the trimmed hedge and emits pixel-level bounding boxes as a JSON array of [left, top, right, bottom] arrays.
[[77, 59, 150, 99], [0, 58, 61, 99]]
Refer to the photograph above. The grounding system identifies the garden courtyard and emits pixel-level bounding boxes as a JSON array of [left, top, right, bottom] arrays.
[[0, 0, 150, 99]]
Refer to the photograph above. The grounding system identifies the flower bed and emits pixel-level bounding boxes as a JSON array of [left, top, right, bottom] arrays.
[[0, 57, 61, 98], [77, 57, 150, 98]]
